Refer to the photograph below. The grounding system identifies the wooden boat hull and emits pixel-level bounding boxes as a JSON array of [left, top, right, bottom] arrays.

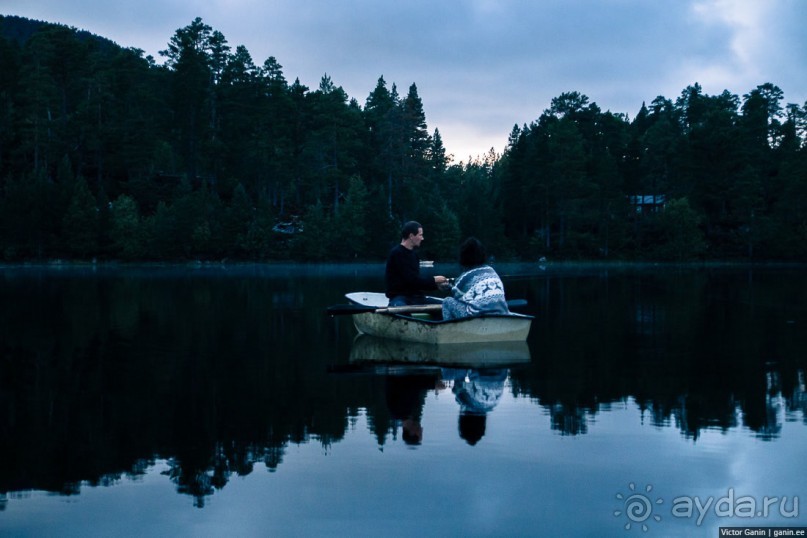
[[344, 291, 533, 344], [351, 311, 532, 344]]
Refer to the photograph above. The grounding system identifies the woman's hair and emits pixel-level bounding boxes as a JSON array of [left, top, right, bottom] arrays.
[[458, 237, 487, 268], [458, 413, 486, 446], [400, 221, 422, 240]]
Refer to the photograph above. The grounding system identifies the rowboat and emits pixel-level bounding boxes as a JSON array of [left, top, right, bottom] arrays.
[[331, 292, 533, 344]]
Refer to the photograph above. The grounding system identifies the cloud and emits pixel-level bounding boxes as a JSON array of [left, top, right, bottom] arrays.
[[685, 0, 807, 100]]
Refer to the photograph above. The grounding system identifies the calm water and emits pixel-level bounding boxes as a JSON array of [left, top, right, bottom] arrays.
[[1, 263, 806, 537]]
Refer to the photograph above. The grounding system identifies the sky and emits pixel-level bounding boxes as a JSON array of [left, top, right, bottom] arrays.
[[2, 0, 805, 162]]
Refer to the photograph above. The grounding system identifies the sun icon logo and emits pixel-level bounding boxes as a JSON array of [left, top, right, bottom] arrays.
[[614, 482, 663, 532]]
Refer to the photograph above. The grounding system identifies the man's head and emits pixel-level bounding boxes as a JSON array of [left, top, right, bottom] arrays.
[[400, 221, 424, 249], [402, 418, 423, 445]]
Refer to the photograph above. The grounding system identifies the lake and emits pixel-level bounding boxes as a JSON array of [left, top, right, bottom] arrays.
[[1, 263, 805, 537]]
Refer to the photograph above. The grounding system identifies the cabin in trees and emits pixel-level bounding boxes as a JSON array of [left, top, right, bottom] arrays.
[[629, 195, 666, 214]]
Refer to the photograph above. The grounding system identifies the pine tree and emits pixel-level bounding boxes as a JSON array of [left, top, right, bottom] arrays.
[[62, 177, 99, 258], [110, 194, 143, 259]]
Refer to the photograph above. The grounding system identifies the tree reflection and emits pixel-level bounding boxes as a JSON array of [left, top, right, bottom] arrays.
[[507, 267, 807, 439], [0, 265, 805, 504]]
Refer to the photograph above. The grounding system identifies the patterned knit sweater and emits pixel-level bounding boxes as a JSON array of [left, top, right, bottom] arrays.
[[442, 265, 509, 320]]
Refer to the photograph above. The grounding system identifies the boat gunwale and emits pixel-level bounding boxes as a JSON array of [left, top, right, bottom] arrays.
[[372, 311, 534, 325]]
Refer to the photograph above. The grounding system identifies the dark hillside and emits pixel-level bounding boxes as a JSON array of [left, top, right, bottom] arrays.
[[0, 14, 121, 51]]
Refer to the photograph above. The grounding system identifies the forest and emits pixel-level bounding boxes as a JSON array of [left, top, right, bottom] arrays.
[[1, 15, 806, 262]]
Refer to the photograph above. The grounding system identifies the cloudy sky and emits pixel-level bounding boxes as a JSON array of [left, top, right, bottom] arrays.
[[3, 0, 805, 162]]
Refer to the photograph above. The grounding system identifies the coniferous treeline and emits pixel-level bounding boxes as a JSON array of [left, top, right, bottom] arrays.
[[1, 15, 806, 262]]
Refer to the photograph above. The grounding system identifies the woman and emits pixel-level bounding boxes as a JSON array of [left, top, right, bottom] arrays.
[[442, 237, 509, 320]]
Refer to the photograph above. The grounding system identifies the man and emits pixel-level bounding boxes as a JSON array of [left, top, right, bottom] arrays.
[[385, 221, 448, 307]]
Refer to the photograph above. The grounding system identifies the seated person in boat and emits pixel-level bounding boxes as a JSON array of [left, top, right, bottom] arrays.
[[385, 221, 448, 307], [442, 237, 509, 320]]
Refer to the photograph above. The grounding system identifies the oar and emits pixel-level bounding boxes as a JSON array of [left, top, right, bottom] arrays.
[[326, 303, 443, 316], [326, 299, 529, 316]]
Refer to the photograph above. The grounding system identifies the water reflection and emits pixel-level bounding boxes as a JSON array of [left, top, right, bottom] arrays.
[[345, 336, 530, 446], [381, 367, 511, 447], [383, 367, 438, 445], [347, 335, 531, 367], [505, 266, 807, 439], [444, 368, 508, 445], [0, 264, 805, 508]]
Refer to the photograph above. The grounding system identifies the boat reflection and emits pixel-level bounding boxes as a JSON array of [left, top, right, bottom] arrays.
[[348, 334, 532, 368]]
